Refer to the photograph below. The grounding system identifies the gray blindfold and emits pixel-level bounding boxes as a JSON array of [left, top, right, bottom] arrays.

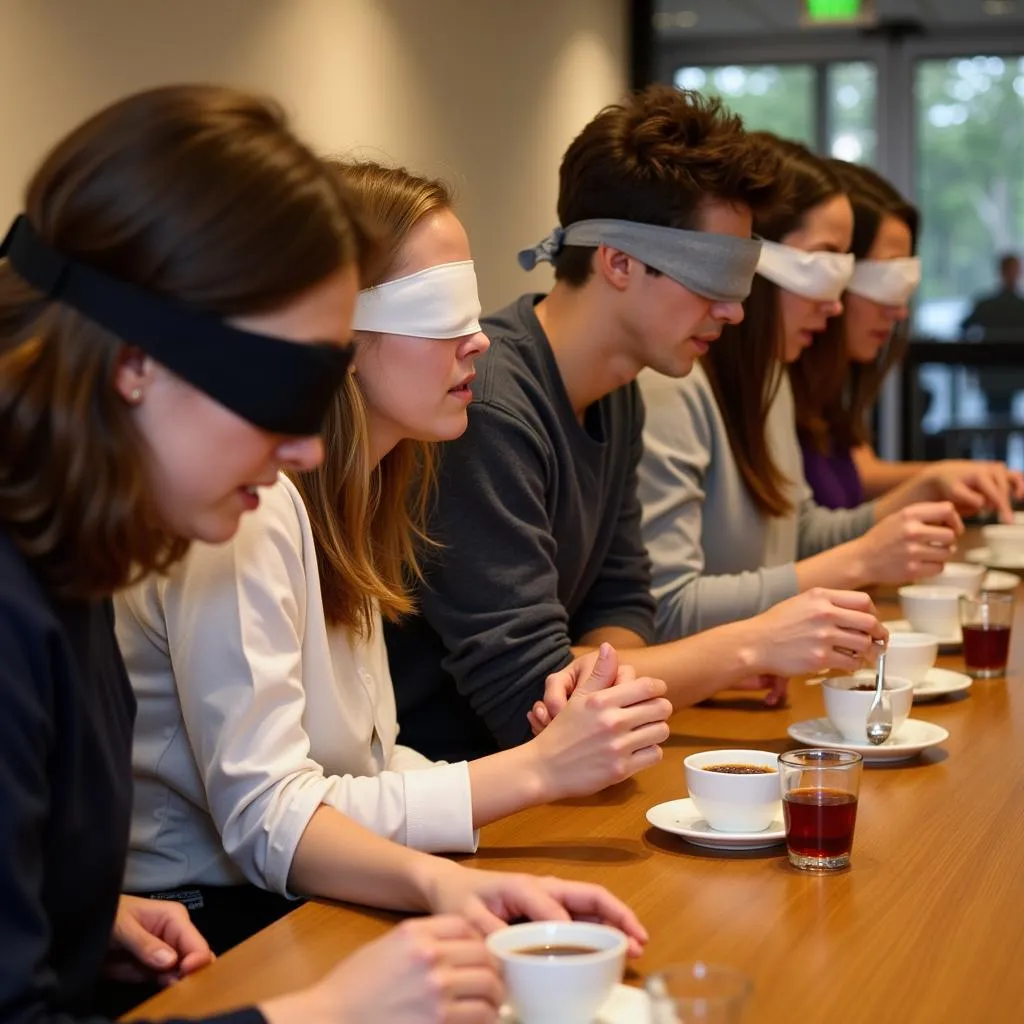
[[517, 219, 762, 303]]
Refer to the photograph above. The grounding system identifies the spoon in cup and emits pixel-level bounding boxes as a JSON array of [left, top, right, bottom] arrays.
[[866, 638, 892, 746]]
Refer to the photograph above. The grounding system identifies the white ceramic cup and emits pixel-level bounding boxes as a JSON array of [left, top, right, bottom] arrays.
[[486, 921, 626, 1024], [822, 675, 914, 743], [929, 561, 985, 598], [683, 749, 781, 833], [883, 631, 939, 682], [982, 524, 1024, 564], [898, 584, 961, 637]]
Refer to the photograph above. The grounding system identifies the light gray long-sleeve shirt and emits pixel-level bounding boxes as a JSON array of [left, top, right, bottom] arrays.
[[637, 363, 876, 640]]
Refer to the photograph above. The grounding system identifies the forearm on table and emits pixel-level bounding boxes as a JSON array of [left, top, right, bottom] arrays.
[[466, 744, 550, 827], [287, 804, 442, 913], [853, 446, 923, 502], [575, 624, 761, 707], [794, 543, 867, 592]]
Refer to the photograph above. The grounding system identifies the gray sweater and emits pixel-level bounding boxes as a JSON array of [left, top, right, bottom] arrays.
[[387, 294, 655, 762], [637, 363, 875, 640]]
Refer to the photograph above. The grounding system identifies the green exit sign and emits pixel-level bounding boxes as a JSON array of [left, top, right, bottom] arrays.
[[803, 0, 872, 23]]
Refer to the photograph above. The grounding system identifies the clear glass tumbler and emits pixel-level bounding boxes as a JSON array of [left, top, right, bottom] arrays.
[[646, 962, 751, 1023], [778, 748, 863, 871], [960, 592, 1014, 679]]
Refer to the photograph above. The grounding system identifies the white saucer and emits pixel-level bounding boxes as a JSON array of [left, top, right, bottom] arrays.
[[911, 667, 973, 702], [787, 718, 949, 763], [967, 547, 1024, 571], [500, 984, 648, 1022], [886, 618, 961, 649], [645, 797, 786, 850], [982, 569, 1022, 592]]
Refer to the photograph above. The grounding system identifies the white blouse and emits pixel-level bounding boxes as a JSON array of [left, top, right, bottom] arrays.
[[115, 475, 475, 898]]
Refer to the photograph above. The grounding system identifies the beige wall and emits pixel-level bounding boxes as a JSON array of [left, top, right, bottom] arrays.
[[0, 0, 627, 309]]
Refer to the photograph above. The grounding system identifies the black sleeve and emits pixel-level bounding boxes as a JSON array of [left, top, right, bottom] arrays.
[[417, 403, 575, 749], [568, 392, 655, 642], [0, 613, 264, 1024]]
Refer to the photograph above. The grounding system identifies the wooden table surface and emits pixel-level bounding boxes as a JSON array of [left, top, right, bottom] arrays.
[[127, 543, 1024, 1023]]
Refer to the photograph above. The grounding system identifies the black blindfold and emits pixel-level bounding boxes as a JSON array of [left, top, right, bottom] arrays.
[[0, 215, 353, 436]]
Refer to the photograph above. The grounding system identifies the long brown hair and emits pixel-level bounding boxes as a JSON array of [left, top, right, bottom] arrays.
[[701, 134, 846, 517], [0, 85, 367, 599], [290, 162, 449, 635], [791, 160, 920, 452]]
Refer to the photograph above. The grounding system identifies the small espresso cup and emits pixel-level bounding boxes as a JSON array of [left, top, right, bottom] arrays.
[[883, 632, 939, 683], [822, 675, 914, 743], [929, 561, 985, 598], [982, 524, 1024, 564], [486, 921, 626, 1024], [684, 749, 781, 832], [898, 585, 961, 637]]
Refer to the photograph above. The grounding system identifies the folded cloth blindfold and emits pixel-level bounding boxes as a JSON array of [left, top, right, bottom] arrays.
[[517, 219, 762, 303], [756, 241, 855, 302], [0, 215, 353, 436], [847, 257, 922, 307], [352, 260, 482, 339]]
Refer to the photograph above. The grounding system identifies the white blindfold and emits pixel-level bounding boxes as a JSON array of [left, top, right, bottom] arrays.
[[846, 257, 922, 307], [756, 241, 855, 302], [353, 259, 482, 339]]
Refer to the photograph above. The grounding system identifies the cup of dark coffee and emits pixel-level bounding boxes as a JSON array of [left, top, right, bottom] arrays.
[[485, 921, 626, 1024], [684, 749, 781, 832]]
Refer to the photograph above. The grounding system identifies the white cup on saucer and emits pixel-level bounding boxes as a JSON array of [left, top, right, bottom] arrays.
[[928, 561, 985, 598], [822, 675, 914, 743], [884, 632, 939, 683], [898, 585, 961, 637], [683, 749, 780, 833], [486, 921, 626, 1024], [982, 524, 1024, 564]]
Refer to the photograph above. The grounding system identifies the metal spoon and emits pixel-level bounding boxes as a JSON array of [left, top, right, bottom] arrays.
[[866, 641, 892, 746]]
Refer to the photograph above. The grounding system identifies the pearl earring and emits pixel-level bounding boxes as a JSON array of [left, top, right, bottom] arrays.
[[130, 388, 142, 403]]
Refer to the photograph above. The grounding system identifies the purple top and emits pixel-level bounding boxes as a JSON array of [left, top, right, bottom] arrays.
[[800, 434, 864, 510]]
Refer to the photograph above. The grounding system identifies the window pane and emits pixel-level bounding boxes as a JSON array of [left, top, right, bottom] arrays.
[[673, 64, 816, 146], [827, 61, 877, 165], [914, 55, 1024, 339]]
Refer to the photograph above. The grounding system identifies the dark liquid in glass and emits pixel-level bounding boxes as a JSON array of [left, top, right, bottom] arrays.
[[962, 624, 1010, 671], [783, 788, 857, 859]]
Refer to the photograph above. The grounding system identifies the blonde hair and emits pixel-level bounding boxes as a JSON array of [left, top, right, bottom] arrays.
[[290, 161, 452, 634]]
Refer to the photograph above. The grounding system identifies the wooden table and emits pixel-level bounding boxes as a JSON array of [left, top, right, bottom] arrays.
[[128, 558, 1024, 1023]]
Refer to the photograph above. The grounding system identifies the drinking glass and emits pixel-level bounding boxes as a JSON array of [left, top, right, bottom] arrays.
[[646, 962, 751, 1023], [960, 592, 1014, 679], [778, 749, 862, 871]]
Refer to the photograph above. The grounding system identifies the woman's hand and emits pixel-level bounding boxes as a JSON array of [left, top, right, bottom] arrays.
[[740, 588, 887, 678], [854, 501, 962, 584], [919, 460, 1024, 523], [105, 894, 214, 986], [421, 862, 648, 959], [524, 644, 670, 795], [261, 916, 503, 1024]]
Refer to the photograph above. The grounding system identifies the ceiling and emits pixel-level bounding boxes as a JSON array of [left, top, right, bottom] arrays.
[[653, 0, 1024, 36]]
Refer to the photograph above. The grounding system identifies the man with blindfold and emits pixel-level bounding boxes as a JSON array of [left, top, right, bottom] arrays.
[[387, 86, 887, 762]]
